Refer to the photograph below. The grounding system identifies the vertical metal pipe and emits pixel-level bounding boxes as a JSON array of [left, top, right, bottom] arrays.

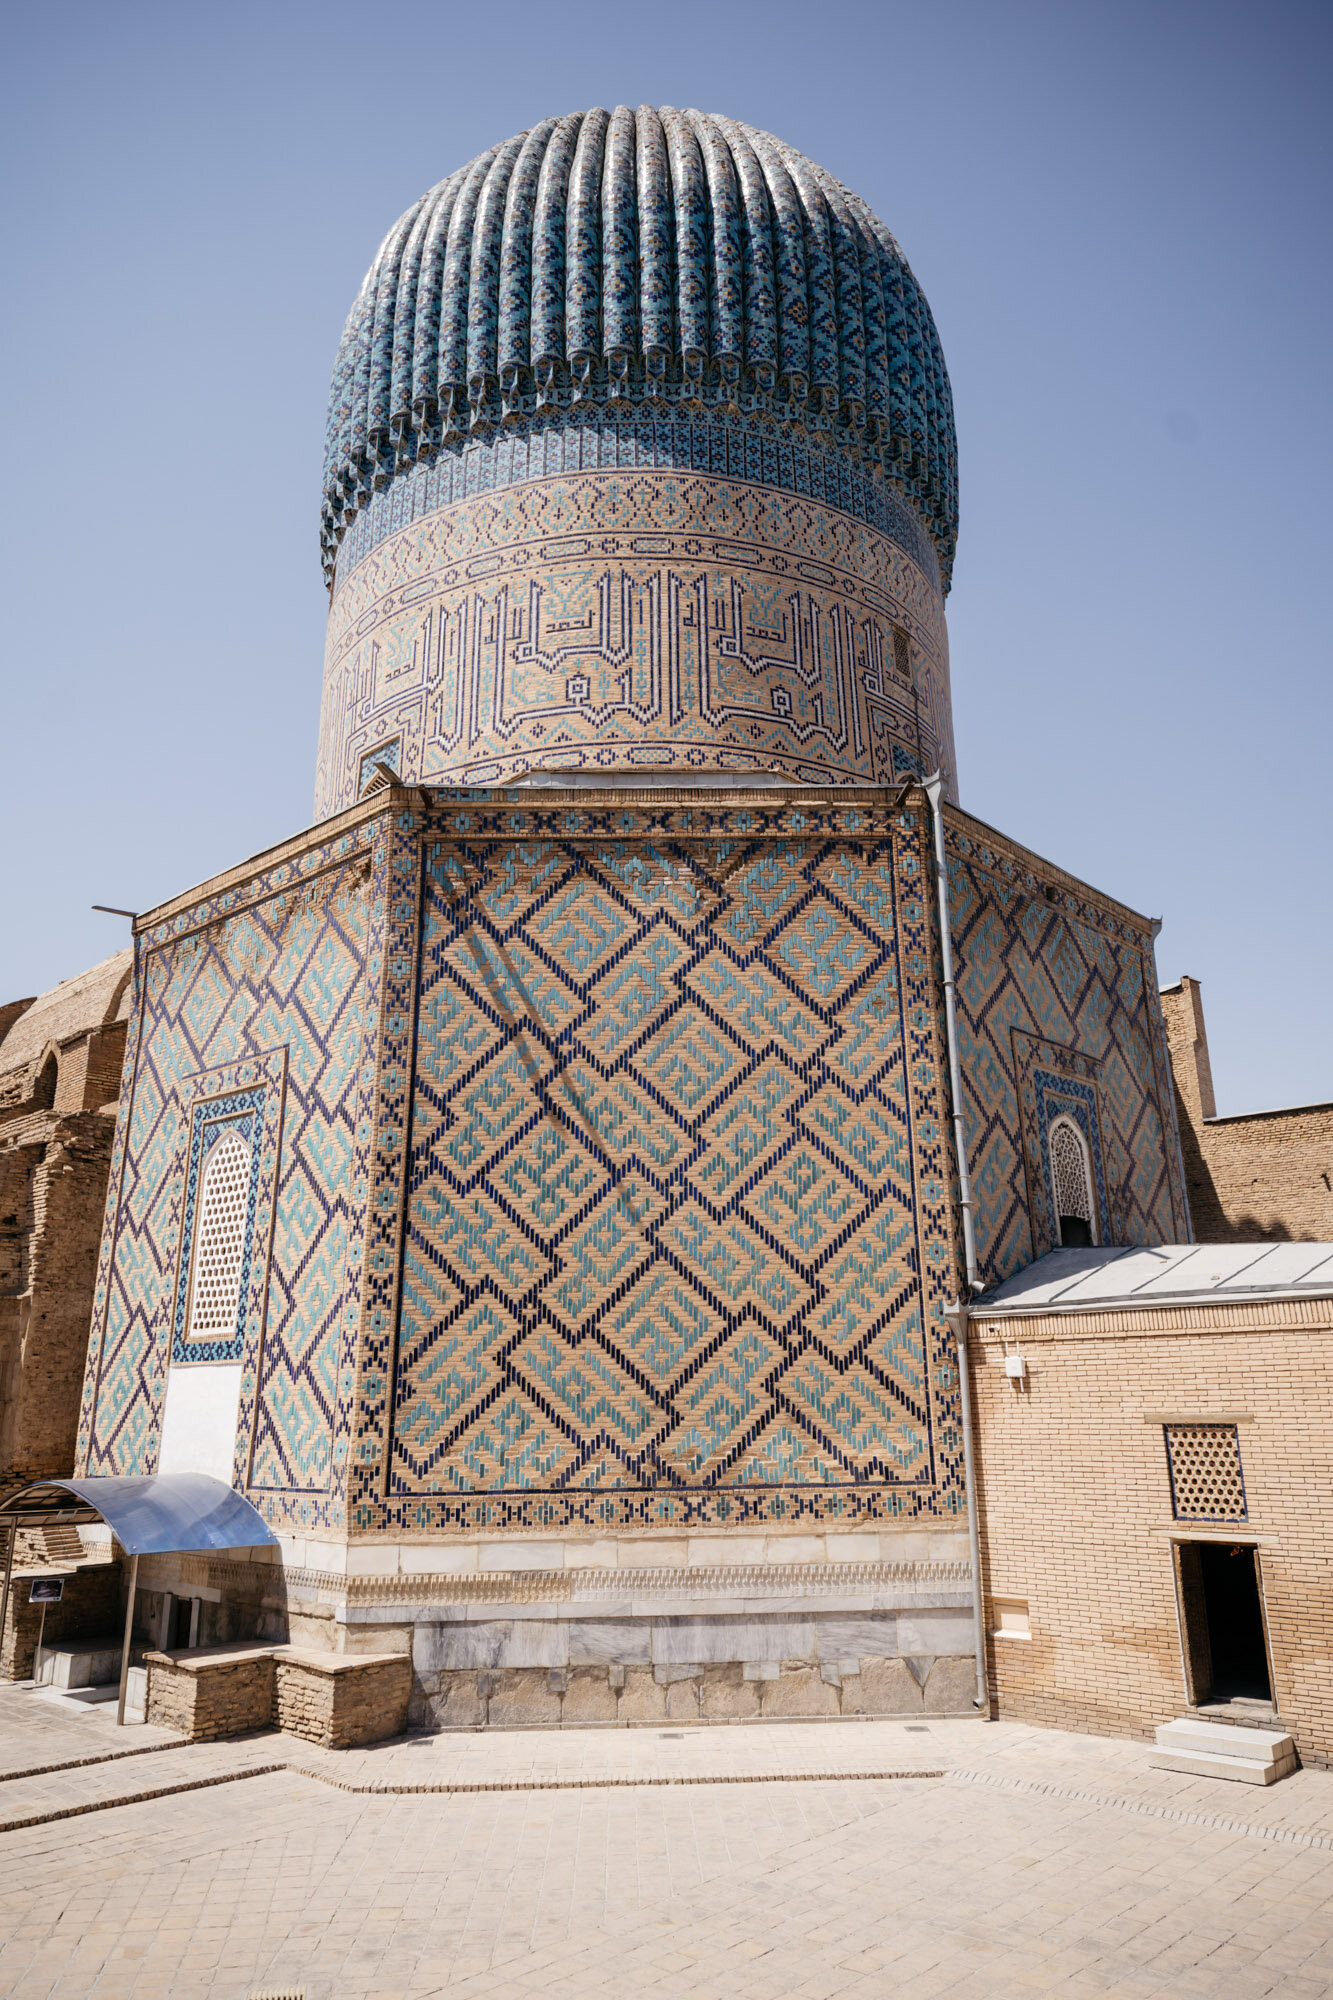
[[924, 772, 979, 1293], [0, 1526, 15, 1681], [116, 1552, 139, 1726], [924, 773, 987, 1714], [947, 1300, 991, 1714]]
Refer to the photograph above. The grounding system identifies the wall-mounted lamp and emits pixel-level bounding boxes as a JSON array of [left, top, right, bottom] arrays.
[[1003, 1346, 1028, 1392]]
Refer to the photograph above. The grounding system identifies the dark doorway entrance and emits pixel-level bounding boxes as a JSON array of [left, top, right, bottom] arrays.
[[1177, 1542, 1272, 1705], [164, 1594, 202, 1650]]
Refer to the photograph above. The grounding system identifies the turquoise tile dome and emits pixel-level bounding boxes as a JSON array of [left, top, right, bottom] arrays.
[[321, 107, 958, 587]]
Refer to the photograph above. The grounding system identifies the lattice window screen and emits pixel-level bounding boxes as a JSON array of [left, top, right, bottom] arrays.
[[186, 1128, 252, 1341], [1050, 1116, 1094, 1229], [1164, 1423, 1248, 1522]]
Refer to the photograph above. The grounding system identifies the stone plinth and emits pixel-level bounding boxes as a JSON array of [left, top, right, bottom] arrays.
[[144, 1641, 411, 1747], [274, 1650, 411, 1748], [144, 1644, 276, 1740]]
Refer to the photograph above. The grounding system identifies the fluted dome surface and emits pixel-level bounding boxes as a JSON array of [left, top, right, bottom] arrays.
[[322, 107, 957, 583]]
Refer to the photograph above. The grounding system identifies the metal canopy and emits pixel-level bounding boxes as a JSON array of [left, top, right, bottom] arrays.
[[0, 1476, 278, 1728], [0, 1475, 278, 1555]]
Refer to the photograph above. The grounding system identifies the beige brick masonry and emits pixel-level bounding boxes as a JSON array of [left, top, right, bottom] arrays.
[[145, 1642, 410, 1748], [969, 1293, 1333, 1766]]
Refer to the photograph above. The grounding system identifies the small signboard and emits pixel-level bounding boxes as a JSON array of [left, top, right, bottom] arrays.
[[28, 1577, 64, 1604]]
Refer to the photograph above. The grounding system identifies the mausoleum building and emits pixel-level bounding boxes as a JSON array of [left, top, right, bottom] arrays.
[[72, 109, 1194, 1729]]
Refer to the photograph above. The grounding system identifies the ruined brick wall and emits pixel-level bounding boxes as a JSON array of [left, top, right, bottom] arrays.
[[0, 953, 131, 1115], [969, 1299, 1333, 1766], [0, 1113, 117, 1484], [0, 949, 133, 1491], [1162, 979, 1333, 1242]]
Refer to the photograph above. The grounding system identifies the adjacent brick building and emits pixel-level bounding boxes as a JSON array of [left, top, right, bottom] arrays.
[[0, 951, 131, 1492], [1162, 976, 1333, 1242], [970, 1245, 1333, 1767]]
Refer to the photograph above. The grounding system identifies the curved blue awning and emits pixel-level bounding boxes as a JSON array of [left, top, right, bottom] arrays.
[[0, 1474, 279, 1555]]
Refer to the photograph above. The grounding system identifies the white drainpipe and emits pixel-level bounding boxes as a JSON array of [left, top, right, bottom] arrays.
[[923, 773, 989, 1714]]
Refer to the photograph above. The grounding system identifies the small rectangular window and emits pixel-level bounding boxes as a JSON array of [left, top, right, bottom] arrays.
[[1164, 1423, 1248, 1522], [991, 1597, 1031, 1640]]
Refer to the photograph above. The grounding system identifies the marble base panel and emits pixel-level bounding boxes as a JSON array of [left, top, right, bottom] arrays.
[[413, 1653, 978, 1730], [132, 1532, 978, 1731], [404, 1604, 977, 1729]]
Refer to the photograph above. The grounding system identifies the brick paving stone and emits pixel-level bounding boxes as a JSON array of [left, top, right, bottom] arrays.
[[0, 1697, 1329, 1996]]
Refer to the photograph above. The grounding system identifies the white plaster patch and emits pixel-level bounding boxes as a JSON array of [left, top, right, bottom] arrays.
[[157, 1363, 243, 1482]]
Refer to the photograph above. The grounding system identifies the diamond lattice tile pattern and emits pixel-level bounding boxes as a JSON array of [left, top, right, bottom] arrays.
[[388, 818, 956, 1528]]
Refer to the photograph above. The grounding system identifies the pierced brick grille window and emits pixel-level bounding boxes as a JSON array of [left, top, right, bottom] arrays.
[[1049, 1114, 1097, 1247], [892, 625, 912, 679], [186, 1128, 252, 1342], [1164, 1423, 1248, 1522]]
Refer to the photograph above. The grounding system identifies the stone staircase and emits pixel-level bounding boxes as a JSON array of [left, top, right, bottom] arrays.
[[1151, 1715, 1298, 1785]]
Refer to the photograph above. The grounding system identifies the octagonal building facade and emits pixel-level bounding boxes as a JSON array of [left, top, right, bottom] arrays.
[[78, 110, 1189, 1727]]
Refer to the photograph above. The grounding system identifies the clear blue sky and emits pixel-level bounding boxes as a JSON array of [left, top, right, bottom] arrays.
[[2, 0, 1329, 1112]]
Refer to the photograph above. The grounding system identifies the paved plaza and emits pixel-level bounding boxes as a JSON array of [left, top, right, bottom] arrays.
[[1, 1689, 1331, 1999]]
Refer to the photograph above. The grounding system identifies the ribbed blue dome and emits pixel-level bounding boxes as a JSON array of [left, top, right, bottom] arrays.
[[321, 108, 958, 585]]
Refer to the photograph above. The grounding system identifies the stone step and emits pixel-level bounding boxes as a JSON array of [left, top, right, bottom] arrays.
[[1150, 1746, 1296, 1786], [1155, 1717, 1293, 1760], [1150, 1715, 1297, 1785]]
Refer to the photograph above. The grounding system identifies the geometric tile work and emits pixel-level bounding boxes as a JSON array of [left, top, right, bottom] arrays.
[[946, 822, 1189, 1287], [77, 783, 1179, 1541], [78, 826, 383, 1533], [335, 415, 943, 595], [170, 1078, 277, 1368], [316, 467, 955, 816], [1017, 1043, 1113, 1254], [348, 793, 963, 1533]]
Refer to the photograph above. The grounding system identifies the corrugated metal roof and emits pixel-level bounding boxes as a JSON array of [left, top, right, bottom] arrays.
[[0, 1475, 279, 1555], [977, 1242, 1333, 1314]]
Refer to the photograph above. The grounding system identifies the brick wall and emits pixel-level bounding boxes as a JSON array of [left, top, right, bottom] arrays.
[[274, 1652, 411, 1747], [1161, 978, 1333, 1241], [969, 1298, 1333, 1766], [0, 948, 132, 1495], [144, 1644, 411, 1746], [144, 1647, 276, 1740], [0, 1111, 117, 1484]]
